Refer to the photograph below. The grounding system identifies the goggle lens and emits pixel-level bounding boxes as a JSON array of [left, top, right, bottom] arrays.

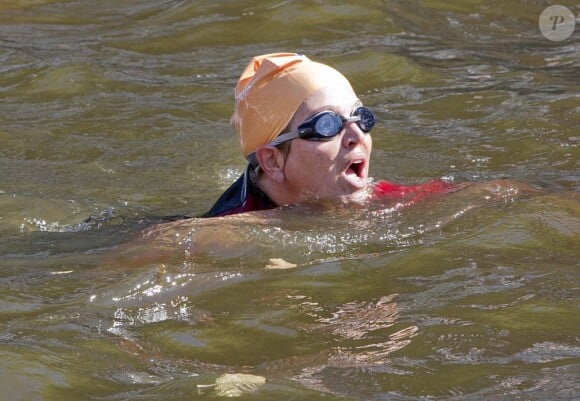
[[300, 106, 376, 140], [313, 113, 344, 137], [353, 107, 376, 133]]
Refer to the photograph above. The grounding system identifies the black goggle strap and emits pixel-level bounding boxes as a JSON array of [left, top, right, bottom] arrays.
[[246, 152, 259, 167], [245, 126, 305, 164]]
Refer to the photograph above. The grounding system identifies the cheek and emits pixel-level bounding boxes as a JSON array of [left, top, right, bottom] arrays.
[[290, 141, 338, 169], [284, 142, 339, 185], [310, 149, 337, 171], [309, 142, 341, 166]]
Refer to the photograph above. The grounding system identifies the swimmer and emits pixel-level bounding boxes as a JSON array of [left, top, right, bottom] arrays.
[[204, 52, 458, 217], [109, 53, 542, 267]]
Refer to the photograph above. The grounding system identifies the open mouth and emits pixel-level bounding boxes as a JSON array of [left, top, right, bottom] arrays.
[[344, 159, 366, 186], [348, 161, 364, 177]]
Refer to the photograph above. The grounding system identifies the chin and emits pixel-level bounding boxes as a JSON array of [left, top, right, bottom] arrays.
[[338, 187, 371, 204]]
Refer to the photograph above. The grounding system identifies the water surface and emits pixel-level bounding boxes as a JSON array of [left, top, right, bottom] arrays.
[[1, 1, 579, 400]]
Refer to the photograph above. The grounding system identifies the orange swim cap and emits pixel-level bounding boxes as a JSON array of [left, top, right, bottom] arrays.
[[231, 53, 353, 156]]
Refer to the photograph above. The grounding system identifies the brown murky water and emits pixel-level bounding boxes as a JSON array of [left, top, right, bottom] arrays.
[[1, 1, 579, 400]]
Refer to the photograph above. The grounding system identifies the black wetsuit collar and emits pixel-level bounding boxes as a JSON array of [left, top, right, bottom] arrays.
[[203, 165, 276, 217]]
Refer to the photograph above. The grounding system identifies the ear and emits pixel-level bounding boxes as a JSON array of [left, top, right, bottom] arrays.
[[255, 145, 286, 183]]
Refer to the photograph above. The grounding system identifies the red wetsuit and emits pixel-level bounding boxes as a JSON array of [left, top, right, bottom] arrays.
[[371, 179, 456, 203]]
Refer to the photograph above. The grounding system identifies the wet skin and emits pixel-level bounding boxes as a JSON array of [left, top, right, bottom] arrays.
[[256, 83, 373, 206]]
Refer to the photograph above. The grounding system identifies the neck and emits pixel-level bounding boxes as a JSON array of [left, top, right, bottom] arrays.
[[256, 176, 298, 207]]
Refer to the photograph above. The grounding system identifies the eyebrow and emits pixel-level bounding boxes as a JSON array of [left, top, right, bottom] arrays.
[[307, 99, 364, 119]]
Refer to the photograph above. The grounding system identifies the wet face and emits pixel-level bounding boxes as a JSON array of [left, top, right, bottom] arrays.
[[280, 84, 373, 203]]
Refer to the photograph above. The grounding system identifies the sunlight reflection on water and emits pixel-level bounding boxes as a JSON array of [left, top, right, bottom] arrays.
[[0, 1, 579, 400]]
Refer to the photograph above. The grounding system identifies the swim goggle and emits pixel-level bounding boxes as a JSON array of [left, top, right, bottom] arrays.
[[246, 106, 376, 163]]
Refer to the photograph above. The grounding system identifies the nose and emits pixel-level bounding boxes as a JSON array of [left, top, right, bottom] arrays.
[[341, 121, 369, 149]]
